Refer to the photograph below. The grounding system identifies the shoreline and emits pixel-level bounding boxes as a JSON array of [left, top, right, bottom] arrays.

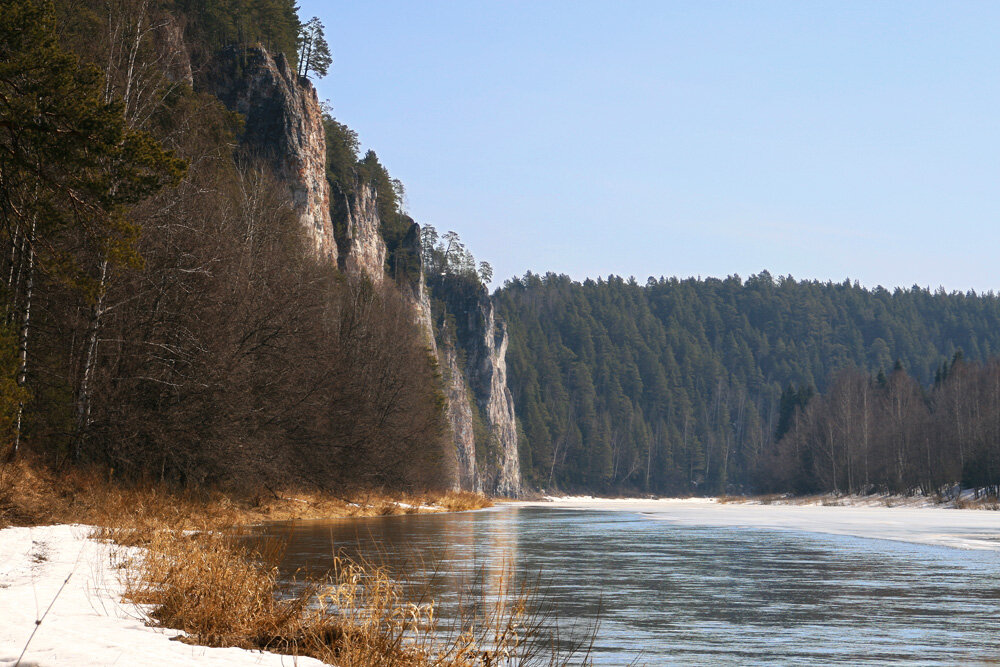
[[0, 524, 329, 667], [0, 459, 496, 666], [526, 490, 998, 509]]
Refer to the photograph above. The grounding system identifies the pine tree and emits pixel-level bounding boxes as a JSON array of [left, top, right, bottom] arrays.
[[0, 0, 184, 459], [296, 16, 332, 79]]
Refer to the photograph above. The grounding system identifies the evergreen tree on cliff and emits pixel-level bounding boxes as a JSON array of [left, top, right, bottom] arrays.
[[296, 16, 331, 79]]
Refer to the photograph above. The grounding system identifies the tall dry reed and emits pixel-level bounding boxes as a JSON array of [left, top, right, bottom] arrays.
[[113, 527, 590, 666]]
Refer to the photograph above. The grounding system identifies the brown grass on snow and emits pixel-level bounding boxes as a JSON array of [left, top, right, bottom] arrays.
[[111, 527, 576, 666], [1, 458, 556, 665]]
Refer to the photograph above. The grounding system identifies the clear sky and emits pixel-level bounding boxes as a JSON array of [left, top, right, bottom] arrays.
[[297, 0, 1000, 292]]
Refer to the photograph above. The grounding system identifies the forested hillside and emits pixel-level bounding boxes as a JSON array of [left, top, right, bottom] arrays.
[[496, 272, 1000, 495], [1, 0, 453, 491]]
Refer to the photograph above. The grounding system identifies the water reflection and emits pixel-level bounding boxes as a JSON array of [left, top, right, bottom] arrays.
[[253, 506, 1000, 665]]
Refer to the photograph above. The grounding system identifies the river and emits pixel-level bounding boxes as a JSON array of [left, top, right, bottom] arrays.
[[255, 501, 1000, 665]]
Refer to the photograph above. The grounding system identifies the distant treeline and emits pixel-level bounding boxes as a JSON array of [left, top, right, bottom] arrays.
[[496, 272, 1000, 495]]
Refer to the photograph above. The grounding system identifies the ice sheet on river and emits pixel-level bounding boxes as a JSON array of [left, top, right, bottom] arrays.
[[518, 497, 1000, 551]]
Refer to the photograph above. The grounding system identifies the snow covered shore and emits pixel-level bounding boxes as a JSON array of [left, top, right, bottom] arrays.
[[518, 496, 1000, 551], [0, 524, 325, 666]]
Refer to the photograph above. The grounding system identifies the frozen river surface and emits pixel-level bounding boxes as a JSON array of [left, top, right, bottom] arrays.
[[262, 500, 1000, 665]]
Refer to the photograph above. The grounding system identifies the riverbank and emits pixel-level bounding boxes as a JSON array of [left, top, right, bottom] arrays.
[[0, 458, 493, 532], [519, 496, 1000, 551], [0, 458, 497, 666], [718, 490, 1000, 510], [0, 524, 331, 666]]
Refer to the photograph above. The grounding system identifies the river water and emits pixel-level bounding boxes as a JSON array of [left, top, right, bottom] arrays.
[[256, 504, 1000, 665]]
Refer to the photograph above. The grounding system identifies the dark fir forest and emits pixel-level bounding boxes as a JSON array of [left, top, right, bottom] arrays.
[[497, 273, 1000, 496], [4, 0, 1000, 500]]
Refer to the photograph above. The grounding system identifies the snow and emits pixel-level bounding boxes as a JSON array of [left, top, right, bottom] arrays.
[[0, 524, 326, 666], [394, 502, 438, 511], [519, 497, 1000, 551]]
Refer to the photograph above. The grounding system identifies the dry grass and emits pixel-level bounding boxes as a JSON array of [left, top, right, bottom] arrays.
[[427, 490, 495, 513], [109, 526, 578, 666], [2, 458, 561, 665], [954, 495, 1000, 511], [0, 457, 495, 532]]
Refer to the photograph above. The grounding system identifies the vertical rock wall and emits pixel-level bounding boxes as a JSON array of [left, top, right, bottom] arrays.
[[341, 183, 387, 283], [203, 45, 520, 496], [397, 225, 518, 495], [204, 46, 337, 263], [397, 226, 478, 492], [438, 332, 481, 492], [466, 299, 521, 496]]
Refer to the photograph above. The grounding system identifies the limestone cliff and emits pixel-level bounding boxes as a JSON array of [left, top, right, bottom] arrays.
[[203, 46, 337, 263], [438, 331, 481, 492], [398, 226, 518, 495], [201, 44, 520, 496], [394, 226, 478, 492], [433, 281, 522, 497], [464, 296, 521, 497], [339, 183, 387, 283]]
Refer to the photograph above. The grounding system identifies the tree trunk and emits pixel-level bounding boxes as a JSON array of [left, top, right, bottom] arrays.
[[74, 257, 109, 461], [12, 216, 37, 458]]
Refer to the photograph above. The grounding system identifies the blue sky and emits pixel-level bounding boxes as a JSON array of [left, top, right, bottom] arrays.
[[297, 1, 1000, 291]]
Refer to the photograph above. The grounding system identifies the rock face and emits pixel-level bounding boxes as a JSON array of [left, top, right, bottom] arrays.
[[465, 298, 521, 497], [204, 46, 337, 263], [398, 226, 518, 495], [201, 45, 520, 496], [340, 183, 387, 283], [438, 331, 480, 492], [396, 227, 478, 492], [439, 284, 521, 497]]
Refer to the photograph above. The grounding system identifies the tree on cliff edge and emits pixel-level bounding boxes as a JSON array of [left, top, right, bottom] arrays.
[[296, 17, 331, 79]]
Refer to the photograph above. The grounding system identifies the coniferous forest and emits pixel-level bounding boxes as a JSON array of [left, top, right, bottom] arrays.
[[496, 272, 1000, 495]]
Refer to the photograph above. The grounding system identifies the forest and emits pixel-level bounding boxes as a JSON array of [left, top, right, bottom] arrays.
[[764, 355, 1000, 497], [496, 272, 1000, 495], [1, 0, 452, 491], [6, 0, 1000, 502]]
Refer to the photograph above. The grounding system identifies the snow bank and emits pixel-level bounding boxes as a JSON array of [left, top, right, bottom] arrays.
[[0, 524, 326, 666], [520, 497, 1000, 551]]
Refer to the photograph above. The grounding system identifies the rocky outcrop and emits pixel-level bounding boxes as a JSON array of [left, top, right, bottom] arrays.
[[466, 299, 521, 497], [398, 226, 517, 495], [200, 45, 519, 496], [436, 282, 521, 497], [438, 332, 480, 492], [396, 227, 475, 491], [340, 183, 387, 283], [155, 14, 193, 86], [203, 46, 337, 263]]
